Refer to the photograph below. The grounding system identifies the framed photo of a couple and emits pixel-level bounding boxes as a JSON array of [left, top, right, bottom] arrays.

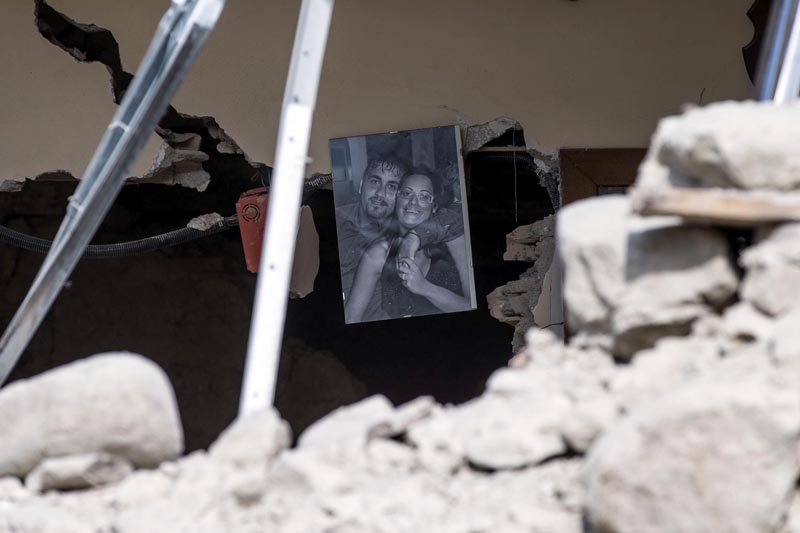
[[331, 125, 477, 325]]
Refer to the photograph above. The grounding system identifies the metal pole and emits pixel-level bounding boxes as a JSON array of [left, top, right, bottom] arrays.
[[774, 3, 800, 101], [0, 0, 225, 385], [755, 0, 800, 101], [238, 0, 334, 416]]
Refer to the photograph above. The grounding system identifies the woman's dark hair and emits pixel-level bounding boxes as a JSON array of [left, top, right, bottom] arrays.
[[403, 165, 455, 208]]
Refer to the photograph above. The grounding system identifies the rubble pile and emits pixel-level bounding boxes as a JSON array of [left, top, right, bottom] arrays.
[[1, 100, 799, 532], [487, 214, 556, 352]]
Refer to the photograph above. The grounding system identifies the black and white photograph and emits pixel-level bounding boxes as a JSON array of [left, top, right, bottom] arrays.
[[330, 125, 477, 324]]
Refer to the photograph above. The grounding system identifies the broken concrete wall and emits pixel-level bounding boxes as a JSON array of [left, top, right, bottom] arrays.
[[1, 0, 753, 186], [487, 215, 556, 352], [2, 99, 797, 533]]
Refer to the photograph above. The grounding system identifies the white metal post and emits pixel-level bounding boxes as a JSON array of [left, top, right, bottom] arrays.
[[0, 0, 225, 385], [239, 0, 334, 416], [774, 3, 800, 102]]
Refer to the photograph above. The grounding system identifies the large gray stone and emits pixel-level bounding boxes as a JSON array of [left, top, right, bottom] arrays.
[[611, 217, 738, 357], [585, 354, 800, 533], [653, 100, 800, 190], [557, 196, 630, 335], [0, 353, 182, 477]]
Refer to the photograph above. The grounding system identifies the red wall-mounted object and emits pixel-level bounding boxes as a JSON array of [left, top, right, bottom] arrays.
[[236, 187, 269, 273]]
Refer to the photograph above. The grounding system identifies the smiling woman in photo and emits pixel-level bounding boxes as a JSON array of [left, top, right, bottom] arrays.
[[345, 166, 471, 322]]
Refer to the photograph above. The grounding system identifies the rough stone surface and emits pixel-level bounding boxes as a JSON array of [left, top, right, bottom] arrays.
[[489, 215, 555, 351], [186, 212, 224, 231], [560, 395, 618, 453], [25, 453, 133, 493], [611, 218, 738, 357], [0, 180, 23, 193], [453, 392, 570, 470], [557, 195, 629, 334], [720, 301, 774, 346], [559, 195, 737, 357], [0, 353, 183, 477], [0, 501, 95, 533], [586, 354, 800, 533], [297, 395, 395, 450], [741, 222, 800, 316], [135, 132, 211, 191], [0, 477, 28, 502], [463, 117, 519, 153], [781, 492, 800, 533], [767, 308, 800, 368], [209, 408, 290, 469], [611, 336, 722, 407], [653, 100, 800, 190]]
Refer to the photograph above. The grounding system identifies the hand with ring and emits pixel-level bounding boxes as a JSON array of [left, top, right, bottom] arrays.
[[398, 258, 427, 295]]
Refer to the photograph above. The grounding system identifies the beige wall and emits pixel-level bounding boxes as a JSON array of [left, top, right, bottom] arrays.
[[1, 0, 754, 182]]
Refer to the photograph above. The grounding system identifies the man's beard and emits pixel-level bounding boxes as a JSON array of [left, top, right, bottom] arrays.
[[366, 197, 391, 219]]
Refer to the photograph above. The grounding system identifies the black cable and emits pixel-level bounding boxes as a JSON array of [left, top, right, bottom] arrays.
[[0, 215, 238, 259], [0, 175, 332, 260]]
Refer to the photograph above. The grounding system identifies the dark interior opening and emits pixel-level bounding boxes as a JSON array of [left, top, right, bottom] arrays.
[[0, 149, 553, 447]]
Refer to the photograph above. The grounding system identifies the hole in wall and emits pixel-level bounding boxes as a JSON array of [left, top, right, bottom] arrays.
[[2, 0, 561, 447]]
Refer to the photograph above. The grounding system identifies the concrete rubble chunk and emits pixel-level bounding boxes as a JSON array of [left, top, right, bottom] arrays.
[[0, 477, 28, 502], [0, 353, 183, 478], [454, 391, 570, 470], [560, 395, 618, 453], [0, 501, 95, 533], [442, 460, 584, 533], [297, 395, 395, 449], [406, 406, 465, 475], [186, 212, 224, 231], [367, 396, 436, 439], [720, 301, 773, 346], [653, 100, 800, 191], [767, 308, 800, 368], [780, 492, 800, 533], [632, 154, 697, 193], [135, 132, 211, 192], [489, 215, 556, 352], [111, 451, 227, 533], [502, 215, 555, 262], [24, 452, 133, 493], [209, 407, 291, 469], [463, 117, 519, 153], [741, 222, 800, 316], [586, 355, 800, 533], [612, 336, 722, 407], [557, 195, 630, 334], [0, 180, 23, 193], [611, 218, 738, 358]]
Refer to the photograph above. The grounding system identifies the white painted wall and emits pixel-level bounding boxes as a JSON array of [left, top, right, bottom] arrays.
[[1, 0, 754, 182]]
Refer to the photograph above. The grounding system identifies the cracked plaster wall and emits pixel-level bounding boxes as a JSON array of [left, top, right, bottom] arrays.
[[1, 0, 753, 184]]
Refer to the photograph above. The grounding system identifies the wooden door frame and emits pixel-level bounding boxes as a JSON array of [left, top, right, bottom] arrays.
[[559, 148, 647, 206]]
